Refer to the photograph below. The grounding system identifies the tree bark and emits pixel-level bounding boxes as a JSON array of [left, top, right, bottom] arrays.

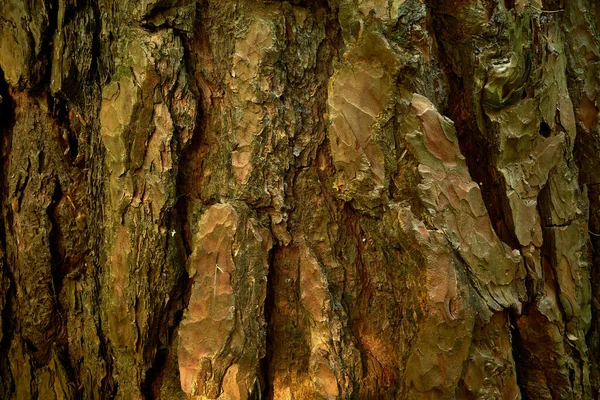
[[0, 0, 599, 398]]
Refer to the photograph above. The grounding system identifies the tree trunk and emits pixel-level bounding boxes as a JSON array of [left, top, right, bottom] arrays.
[[0, 0, 599, 398]]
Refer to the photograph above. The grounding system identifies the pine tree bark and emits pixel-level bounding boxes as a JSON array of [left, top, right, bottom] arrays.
[[0, 0, 599, 398]]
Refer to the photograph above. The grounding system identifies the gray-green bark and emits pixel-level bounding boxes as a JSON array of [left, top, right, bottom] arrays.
[[0, 0, 599, 398]]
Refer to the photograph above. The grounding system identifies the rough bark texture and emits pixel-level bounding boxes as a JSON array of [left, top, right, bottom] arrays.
[[0, 0, 599, 399]]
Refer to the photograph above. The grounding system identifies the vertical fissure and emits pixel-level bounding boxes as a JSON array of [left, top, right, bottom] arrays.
[[34, 0, 59, 92], [260, 1, 345, 397], [87, 77, 117, 400], [508, 309, 528, 397], [587, 183, 600, 398], [47, 180, 65, 300], [438, 51, 521, 249], [258, 244, 277, 400], [139, 6, 208, 393], [0, 66, 15, 398], [140, 266, 193, 399]]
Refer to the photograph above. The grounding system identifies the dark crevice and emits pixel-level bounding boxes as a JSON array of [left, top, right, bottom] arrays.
[[545, 222, 573, 228], [259, 245, 277, 400], [539, 121, 551, 138], [69, 2, 104, 379], [48, 180, 65, 297], [34, 0, 59, 92], [85, 120, 117, 397], [0, 67, 15, 231], [141, 264, 192, 399], [338, 208, 366, 370], [260, 4, 343, 398], [42, 0, 113, 396], [51, 98, 81, 164], [55, 344, 82, 400], [176, 60, 206, 255], [140, 7, 207, 396], [51, 0, 101, 105], [100, 350, 118, 400], [0, 66, 15, 399], [429, 2, 521, 250], [141, 349, 169, 399], [88, 88, 116, 400], [0, 265, 15, 397], [176, 22, 208, 213], [141, 215, 193, 398], [46, 179, 81, 397], [428, 5, 540, 394], [140, 183, 196, 395], [89, 0, 109, 88], [583, 162, 600, 395], [566, 4, 600, 393], [509, 309, 529, 398], [140, 4, 178, 29], [437, 58, 521, 249]]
